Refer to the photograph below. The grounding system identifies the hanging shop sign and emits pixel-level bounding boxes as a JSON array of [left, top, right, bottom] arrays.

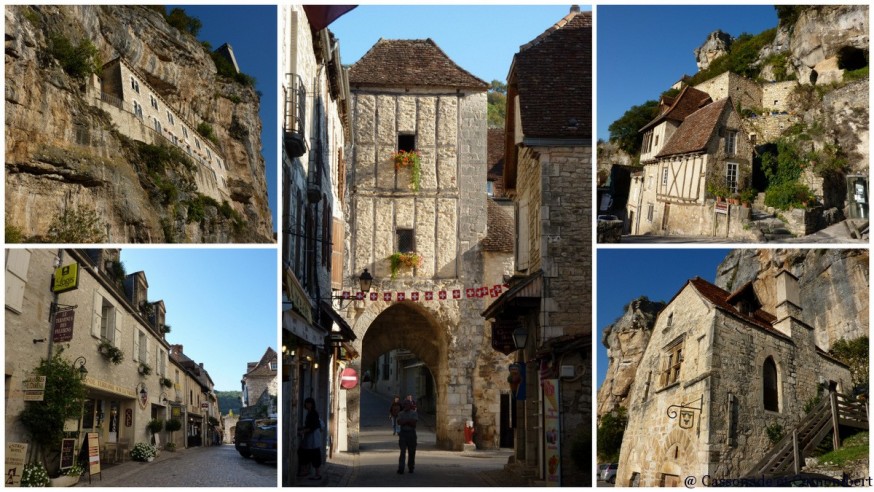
[[22, 376, 46, 402], [53, 309, 76, 343], [125, 408, 133, 428], [52, 263, 80, 293], [492, 318, 522, 356]]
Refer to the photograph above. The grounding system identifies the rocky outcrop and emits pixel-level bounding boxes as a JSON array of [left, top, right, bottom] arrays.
[[787, 6, 869, 85], [597, 297, 664, 419], [694, 30, 732, 71], [715, 249, 869, 350], [5, 5, 273, 242]]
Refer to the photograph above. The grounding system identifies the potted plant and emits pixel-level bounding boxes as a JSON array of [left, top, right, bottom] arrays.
[[21, 462, 50, 487], [130, 442, 157, 462], [392, 150, 422, 191], [165, 442, 176, 452], [160, 377, 173, 389], [739, 187, 757, 207], [51, 463, 83, 487], [147, 418, 163, 436], [98, 340, 124, 364], [165, 418, 182, 449], [388, 252, 423, 279], [138, 363, 152, 376]]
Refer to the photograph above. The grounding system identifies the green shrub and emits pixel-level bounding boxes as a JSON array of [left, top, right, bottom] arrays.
[[597, 407, 627, 463], [165, 7, 201, 37], [48, 34, 101, 79], [844, 66, 869, 83], [765, 421, 784, 445], [5, 220, 24, 243], [19, 349, 87, 452], [688, 28, 777, 85], [197, 122, 219, 145], [764, 181, 814, 210], [46, 204, 106, 243]]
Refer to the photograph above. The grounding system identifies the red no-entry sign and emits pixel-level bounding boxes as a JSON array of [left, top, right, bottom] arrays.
[[340, 368, 358, 389]]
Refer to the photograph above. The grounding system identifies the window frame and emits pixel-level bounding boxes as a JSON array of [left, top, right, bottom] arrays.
[[726, 162, 739, 194], [725, 130, 738, 156], [660, 337, 684, 387]]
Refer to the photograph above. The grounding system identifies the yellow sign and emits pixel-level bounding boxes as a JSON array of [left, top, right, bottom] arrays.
[[284, 267, 313, 323], [84, 376, 136, 398], [52, 263, 80, 293], [5, 442, 27, 486]]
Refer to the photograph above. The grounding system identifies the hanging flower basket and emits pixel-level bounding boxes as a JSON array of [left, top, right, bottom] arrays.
[[392, 150, 422, 192], [389, 252, 423, 279]]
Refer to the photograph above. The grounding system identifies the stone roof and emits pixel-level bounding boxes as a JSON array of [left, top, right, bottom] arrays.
[[482, 199, 514, 253], [656, 98, 730, 158], [487, 128, 506, 198], [513, 10, 591, 139], [640, 85, 712, 133], [348, 38, 487, 90]]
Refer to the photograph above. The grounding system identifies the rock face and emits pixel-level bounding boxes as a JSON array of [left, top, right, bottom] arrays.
[[787, 6, 869, 85], [597, 297, 665, 418], [715, 249, 869, 350], [694, 30, 732, 71], [5, 5, 273, 242]]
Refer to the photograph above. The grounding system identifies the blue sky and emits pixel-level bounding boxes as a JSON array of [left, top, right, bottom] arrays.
[[121, 249, 277, 392], [167, 5, 278, 232], [596, 249, 731, 388], [598, 5, 779, 141], [330, 5, 590, 84]]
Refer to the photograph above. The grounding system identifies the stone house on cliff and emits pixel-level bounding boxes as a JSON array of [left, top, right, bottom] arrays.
[[482, 6, 592, 486], [94, 57, 230, 202], [241, 347, 278, 413], [616, 271, 852, 486], [628, 86, 753, 237]]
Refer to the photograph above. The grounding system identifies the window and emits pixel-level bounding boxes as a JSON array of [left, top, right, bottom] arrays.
[[487, 181, 494, 196], [269, 361, 277, 371], [763, 357, 779, 411], [182, 127, 188, 139], [396, 228, 415, 253], [398, 133, 415, 152], [133, 101, 143, 119], [150, 94, 158, 110], [99, 298, 116, 344], [516, 201, 530, 270], [175, 369, 180, 386], [654, 134, 659, 147], [725, 130, 737, 155], [647, 203, 654, 222], [195, 139, 201, 150], [660, 339, 684, 387], [130, 77, 140, 93], [666, 313, 673, 327], [726, 162, 738, 194], [662, 167, 669, 187], [381, 354, 390, 381], [157, 348, 166, 376], [6, 250, 31, 313], [136, 330, 148, 362], [154, 120, 162, 134], [167, 111, 174, 125]]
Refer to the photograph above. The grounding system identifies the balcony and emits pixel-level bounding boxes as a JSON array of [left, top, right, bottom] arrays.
[[284, 73, 307, 159]]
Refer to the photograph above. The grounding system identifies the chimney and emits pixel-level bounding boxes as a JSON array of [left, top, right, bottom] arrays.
[[773, 269, 803, 337], [570, 5, 581, 13], [170, 344, 183, 355]]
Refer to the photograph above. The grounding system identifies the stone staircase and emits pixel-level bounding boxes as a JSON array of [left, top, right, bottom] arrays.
[[746, 388, 868, 478], [748, 209, 795, 241]]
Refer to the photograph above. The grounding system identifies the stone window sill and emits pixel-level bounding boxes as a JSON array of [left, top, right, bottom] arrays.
[[655, 381, 680, 394]]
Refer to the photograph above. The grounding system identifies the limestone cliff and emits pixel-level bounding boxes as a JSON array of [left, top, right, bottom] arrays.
[[597, 297, 664, 418], [694, 30, 732, 72], [5, 5, 273, 243], [597, 249, 868, 419], [715, 249, 869, 351]]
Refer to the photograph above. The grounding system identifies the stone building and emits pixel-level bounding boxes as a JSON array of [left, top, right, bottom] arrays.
[[93, 57, 230, 202], [241, 347, 278, 412], [169, 345, 219, 447], [4, 248, 218, 465], [482, 7, 592, 486], [339, 33, 497, 453], [616, 271, 853, 486], [279, 5, 357, 486], [629, 85, 754, 237]]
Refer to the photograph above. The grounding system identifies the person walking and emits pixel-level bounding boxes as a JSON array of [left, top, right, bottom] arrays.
[[389, 395, 402, 435], [396, 399, 418, 474], [297, 397, 323, 480]]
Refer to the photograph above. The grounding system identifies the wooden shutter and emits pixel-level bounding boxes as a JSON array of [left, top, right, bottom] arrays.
[[331, 218, 344, 289], [133, 330, 140, 362], [92, 291, 103, 338], [112, 308, 120, 346]]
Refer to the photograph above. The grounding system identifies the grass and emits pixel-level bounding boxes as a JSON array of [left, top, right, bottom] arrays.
[[816, 432, 868, 467]]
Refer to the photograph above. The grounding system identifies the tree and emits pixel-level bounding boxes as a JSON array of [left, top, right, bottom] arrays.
[[596, 406, 627, 463], [608, 100, 659, 156], [46, 204, 106, 243], [487, 80, 507, 128], [830, 336, 869, 393], [165, 8, 202, 37]]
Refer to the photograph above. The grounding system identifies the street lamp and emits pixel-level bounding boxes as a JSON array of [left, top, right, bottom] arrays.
[[72, 356, 88, 379], [512, 325, 528, 350], [358, 269, 373, 293]]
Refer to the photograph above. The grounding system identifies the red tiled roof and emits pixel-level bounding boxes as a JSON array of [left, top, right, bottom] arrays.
[[640, 86, 712, 133], [513, 11, 591, 139], [483, 199, 514, 253], [688, 277, 781, 335], [487, 128, 506, 198], [348, 38, 487, 90], [656, 98, 729, 158]]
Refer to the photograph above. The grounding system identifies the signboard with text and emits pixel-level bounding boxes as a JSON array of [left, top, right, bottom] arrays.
[[53, 309, 75, 343], [52, 263, 80, 293], [22, 376, 46, 402], [86, 432, 101, 476], [5, 442, 27, 487], [60, 438, 76, 470]]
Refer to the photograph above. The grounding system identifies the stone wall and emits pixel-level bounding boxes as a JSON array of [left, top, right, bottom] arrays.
[[694, 71, 762, 112], [745, 113, 800, 144], [761, 81, 797, 112]]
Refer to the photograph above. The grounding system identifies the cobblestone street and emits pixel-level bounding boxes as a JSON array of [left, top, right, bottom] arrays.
[[75, 444, 276, 487], [297, 388, 529, 487]]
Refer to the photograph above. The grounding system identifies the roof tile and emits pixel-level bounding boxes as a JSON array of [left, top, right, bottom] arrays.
[[656, 98, 729, 158]]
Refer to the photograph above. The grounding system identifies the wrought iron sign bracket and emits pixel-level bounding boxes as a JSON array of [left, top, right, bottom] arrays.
[[667, 395, 704, 436]]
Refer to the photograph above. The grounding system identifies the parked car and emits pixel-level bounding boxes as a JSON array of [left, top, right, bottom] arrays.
[[249, 419, 278, 464], [601, 463, 618, 483], [234, 419, 255, 458], [598, 214, 620, 222]]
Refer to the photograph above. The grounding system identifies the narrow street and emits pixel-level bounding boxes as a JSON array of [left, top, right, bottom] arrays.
[[302, 388, 526, 487], [75, 444, 276, 487]]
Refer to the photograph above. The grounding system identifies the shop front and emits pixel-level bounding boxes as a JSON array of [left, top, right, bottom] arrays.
[[80, 378, 138, 465]]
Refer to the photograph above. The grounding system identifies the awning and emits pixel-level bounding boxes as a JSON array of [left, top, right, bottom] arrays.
[[319, 301, 356, 341], [481, 270, 543, 319], [302, 5, 357, 32], [283, 308, 328, 348], [283, 267, 314, 324]]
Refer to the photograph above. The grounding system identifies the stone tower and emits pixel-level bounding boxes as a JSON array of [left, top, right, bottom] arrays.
[[342, 38, 490, 450]]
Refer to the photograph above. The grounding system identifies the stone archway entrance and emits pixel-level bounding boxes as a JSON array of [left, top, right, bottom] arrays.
[[346, 301, 462, 451]]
